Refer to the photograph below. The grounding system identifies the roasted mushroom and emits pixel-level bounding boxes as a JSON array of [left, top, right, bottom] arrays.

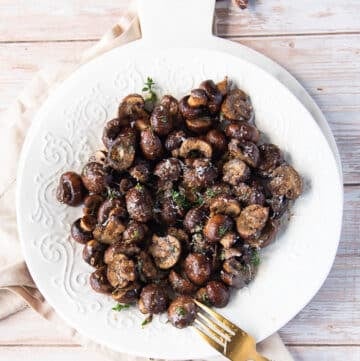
[[188, 89, 208, 108], [204, 281, 230, 308], [219, 232, 238, 249], [107, 253, 136, 288], [136, 251, 159, 281], [168, 296, 197, 328], [118, 93, 149, 122], [199, 80, 223, 114], [267, 195, 288, 219], [183, 253, 212, 285], [179, 137, 212, 159], [257, 143, 284, 177], [246, 219, 280, 248], [102, 117, 129, 149], [185, 116, 212, 134], [107, 133, 136, 171], [228, 139, 259, 168], [119, 177, 135, 195], [205, 129, 227, 156], [221, 88, 252, 121], [216, 77, 230, 96], [56, 171, 85, 206], [138, 284, 168, 314], [268, 164, 303, 199], [169, 270, 198, 295], [104, 241, 141, 264], [236, 204, 269, 239], [154, 158, 182, 181], [165, 130, 187, 155], [97, 198, 127, 224], [179, 96, 206, 119], [81, 162, 109, 194], [183, 158, 218, 189], [71, 218, 93, 244], [93, 215, 126, 244], [122, 220, 148, 244], [209, 195, 241, 217], [125, 185, 153, 223], [83, 194, 104, 216], [112, 282, 142, 303], [83, 240, 106, 268], [233, 182, 266, 206], [140, 128, 163, 160], [89, 266, 113, 294], [150, 234, 181, 269], [221, 257, 257, 289], [222, 159, 250, 185], [150, 104, 175, 136], [203, 214, 234, 243], [183, 207, 207, 234], [225, 121, 259, 143]]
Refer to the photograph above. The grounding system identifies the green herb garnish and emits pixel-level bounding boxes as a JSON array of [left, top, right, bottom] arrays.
[[135, 183, 143, 191], [250, 250, 261, 267], [176, 306, 186, 316], [194, 193, 204, 206], [142, 77, 157, 104], [205, 188, 217, 198], [218, 225, 229, 237], [141, 314, 153, 328], [107, 186, 121, 200], [171, 189, 189, 209], [112, 303, 130, 312], [219, 249, 226, 261]]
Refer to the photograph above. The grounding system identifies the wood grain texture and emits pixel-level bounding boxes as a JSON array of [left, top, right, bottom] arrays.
[[1, 0, 360, 42], [0, 185, 358, 346], [1, 35, 359, 183]]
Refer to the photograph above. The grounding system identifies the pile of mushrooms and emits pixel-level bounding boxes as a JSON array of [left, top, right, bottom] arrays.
[[56, 77, 302, 328]]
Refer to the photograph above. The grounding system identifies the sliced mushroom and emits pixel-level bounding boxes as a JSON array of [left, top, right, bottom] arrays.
[[268, 164, 303, 199], [136, 251, 159, 281], [56, 171, 85, 206], [185, 116, 212, 134], [129, 160, 151, 183], [71, 218, 93, 244], [236, 204, 269, 239], [81, 162, 109, 194], [93, 216, 126, 244], [228, 139, 260, 167], [179, 95, 206, 119], [138, 284, 168, 314], [140, 128, 163, 160], [89, 266, 113, 294], [179, 138, 212, 158], [149, 234, 181, 269], [83, 194, 104, 216], [150, 104, 174, 136], [125, 185, 153, 223], [246, 219, 280, 248], [118, 93, 148, 122], [183, 207, 207, 234], [102, 117, 130, 149], [205, 129, 227, 156], [183, 158, 218, 189], [107, 253, 136, 288], [154, 158, 182, 181], [221, 88, 252, 121], [83, 240, 106, 268], [200, 80, 223, 114], [97, 198, 127, 224], [219, 232, 238, 249], [168, 296, 197, 328], [183, 253, 212, 285], [222, 159, 250, 185], [169, 270, 198, 295], [221, 258, 256, 289], [112, 282, 142, 303], [104, 241, 141, 264], [257, 144, 284, 177], [225, 121, 259, 143], [203, 214, 234, 243], [209, 195, 241, 217], [107, 134, 136, 171]]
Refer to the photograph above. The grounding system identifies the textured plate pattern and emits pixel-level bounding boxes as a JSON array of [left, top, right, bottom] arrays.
[[17, 46, 342, 360]]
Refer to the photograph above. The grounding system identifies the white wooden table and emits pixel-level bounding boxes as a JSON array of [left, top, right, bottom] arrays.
[[0, 1, 359, 360]]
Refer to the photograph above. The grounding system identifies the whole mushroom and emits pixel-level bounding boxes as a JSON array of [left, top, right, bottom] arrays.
[[56, 171, 85, 206]]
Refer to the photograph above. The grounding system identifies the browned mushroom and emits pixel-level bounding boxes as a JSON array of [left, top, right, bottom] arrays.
[[233, 182, 266, 206], [168, 296, 197, 328], [93, 216, 126, 244], [154, 158, 182, 181], [179, 137, 212, 158], [160, 95, 180, 117], [203, 214, 234, 243], [118, 93, 149, 122], [257, 143, 284, 177], [140, 128, 163, 160], [216, 77, 230, 96], [188, 89, 208, 108], [107, 133, 136, 171], [79, 215, 97, 232], [219, 232, 238, 249], [205, 129, 227, 155], [81, 162, 109, 194], [267, 195, 288, 219], [56, 171, 85, 206], [221, 88, 252, 121], [107, 253, 136, 288], [119, 177, 135, 195], [129, 160, 151, 183], [199, 80, 223, 114], [122, 220, 148, 244], [203, 183, 233, 205], [225, 121, 259, 143], [222, 247, 242, 260], [136, 251, 159, 281], [97, 198, 127, 224], [246, 219, 280, 248], [169, 270, 198, 295], [268, 164, 303, 199], [83, 194, 104, 216], [134, 118, 150, 132], [149, 234, 181, 269], [228, 139, 260, 168], [102, 117, 130, 149], [71, 218, 93, 244], [125, 185, 153, 223], [167, 227, 190, 248], [112, 282, 142, 303], [222, 159, 250, 185], [183, 253, 212, 285], [150, 104, 175, 136], [185, 116, 213, 134], [179, 96, 206, 119], [209, 195, 241, 217], [221, 257, 257, 289], [89, 266, 113, 294], [83, 240, 106, 268], [204, 281, 230, 308], [183, 207, 207, 234], [236, 204, 269, 239], [138, 284, 168, 314], [104, 241, 141, 264], [183, 158, 218, 189], [165, 130, 187, 156]]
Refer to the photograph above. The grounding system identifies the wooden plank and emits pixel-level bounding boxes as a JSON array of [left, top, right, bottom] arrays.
[[1, 35, 359, 182], [1, 0, 360, 42], [0, 186, 358, 346], [0, 345, 359, 361]]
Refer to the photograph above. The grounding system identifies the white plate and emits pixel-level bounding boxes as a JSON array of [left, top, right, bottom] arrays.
[[16, 1, 343, 360]]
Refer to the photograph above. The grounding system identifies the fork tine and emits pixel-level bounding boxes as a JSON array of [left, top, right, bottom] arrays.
[[194, 299, 239, 333], [196, 312, 232, 341], [191, 325, 224, 354], [194, 318, 227, 346]]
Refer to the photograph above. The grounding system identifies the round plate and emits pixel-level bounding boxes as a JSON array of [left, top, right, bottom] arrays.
[[17, 44, 343, 360]]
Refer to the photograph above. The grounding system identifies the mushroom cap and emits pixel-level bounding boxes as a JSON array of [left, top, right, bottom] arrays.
[[179, 137, 212, 158], [150, 234, 182, 269]]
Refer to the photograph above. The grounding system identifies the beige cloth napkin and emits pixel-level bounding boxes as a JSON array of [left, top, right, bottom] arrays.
[[0, 9, 294, 361]]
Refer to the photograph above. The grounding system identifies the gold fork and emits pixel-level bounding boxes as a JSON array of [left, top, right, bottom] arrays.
[[192, 300, 269, 361]]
